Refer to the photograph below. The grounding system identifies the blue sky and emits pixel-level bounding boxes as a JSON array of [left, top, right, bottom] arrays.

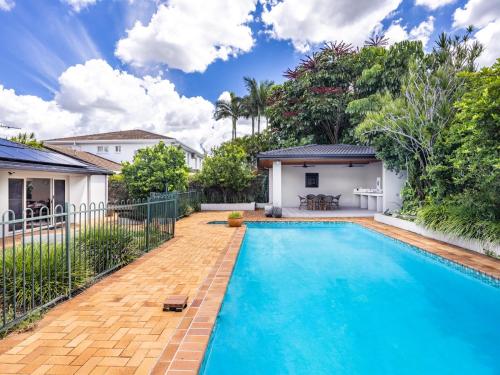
[[0, 0, 498, 150]]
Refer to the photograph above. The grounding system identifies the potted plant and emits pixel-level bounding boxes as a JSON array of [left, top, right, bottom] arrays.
[[227, 211, 244, 227]]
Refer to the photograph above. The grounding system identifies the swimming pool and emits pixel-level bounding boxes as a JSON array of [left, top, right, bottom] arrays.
[[201, 222, 500, 375]]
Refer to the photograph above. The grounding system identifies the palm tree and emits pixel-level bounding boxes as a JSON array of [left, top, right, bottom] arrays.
[[257, 80, 274, 131], [243, 77, 274, 133], [243, 77, 259, 135], [214, 92, 244, 140]]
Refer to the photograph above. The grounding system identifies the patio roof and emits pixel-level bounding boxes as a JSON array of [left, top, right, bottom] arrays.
[[257, 144, 378, 168]]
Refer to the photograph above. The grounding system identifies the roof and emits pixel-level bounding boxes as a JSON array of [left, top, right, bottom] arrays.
[[43, 144, 122, 172], [45, 129, 174, 142], [0, 138, 111, 175], [257, 144, 377, 159]]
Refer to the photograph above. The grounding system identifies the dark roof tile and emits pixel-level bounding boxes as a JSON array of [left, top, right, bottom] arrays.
[[258, 144, 376, 159]]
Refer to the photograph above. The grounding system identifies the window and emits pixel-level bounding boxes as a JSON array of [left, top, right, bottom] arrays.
[[305, 173, 319, 188], [191, 152, 195, 159], [97, 146, 109, 153], [115, 145, 121, 153]]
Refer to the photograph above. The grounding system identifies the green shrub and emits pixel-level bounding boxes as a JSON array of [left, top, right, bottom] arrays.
[[417, 198, 500, 245], [75, 227, 143, 275], [0, 242, 90, 320], [228, 211, 242, 219]]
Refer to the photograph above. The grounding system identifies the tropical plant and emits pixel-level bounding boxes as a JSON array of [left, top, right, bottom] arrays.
[[417, 60, 500, 244], [214, 92, 245, 139], [267, 42, 360, 144], [243, 77, 274, 134], [196, 143, 254, 202], [121, 142, 189, 198], [10, 132, 44, 149]]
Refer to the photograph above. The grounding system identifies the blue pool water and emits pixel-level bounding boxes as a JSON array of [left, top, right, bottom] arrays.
[[201, 222, 500, 375]]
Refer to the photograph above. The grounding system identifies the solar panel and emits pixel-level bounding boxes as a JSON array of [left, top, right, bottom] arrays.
[[0, 139, 87, 167]]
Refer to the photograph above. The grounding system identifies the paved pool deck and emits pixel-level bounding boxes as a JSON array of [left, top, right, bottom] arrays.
[[0, 211, 498, 374]]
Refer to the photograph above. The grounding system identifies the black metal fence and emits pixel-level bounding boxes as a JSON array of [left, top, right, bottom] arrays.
[[0, 192, 200, 333], [194, 174, 269, 204], [150, 190, 202, 219]]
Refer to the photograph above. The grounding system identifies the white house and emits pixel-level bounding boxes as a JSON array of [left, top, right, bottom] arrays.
[[0, 138, 112, 230], [44, 129, 204, 171], [257, 144, 407, 216]]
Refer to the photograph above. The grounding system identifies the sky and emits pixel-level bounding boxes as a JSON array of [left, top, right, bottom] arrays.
[[0, 0, 498, 152]]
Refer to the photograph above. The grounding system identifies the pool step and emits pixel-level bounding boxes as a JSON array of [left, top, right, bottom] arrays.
[[163, 295, 188, 312]]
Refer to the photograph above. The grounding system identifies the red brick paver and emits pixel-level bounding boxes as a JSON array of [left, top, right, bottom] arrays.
[[0, 212, 238, 374]]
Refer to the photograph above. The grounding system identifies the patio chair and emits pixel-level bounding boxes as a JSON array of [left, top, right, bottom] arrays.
[[316, 194, 326, 210], [332, 194, 341, 209], [306, 194, 316, 210], [324, 195, 334, 210], [298, 195, 307, 210]]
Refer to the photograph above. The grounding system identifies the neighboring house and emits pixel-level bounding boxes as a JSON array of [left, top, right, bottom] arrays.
[[0, 138, 112, 229], [44, 129, 204, 171], [257, 144, 407, 213], [44, 144, 122, 173]]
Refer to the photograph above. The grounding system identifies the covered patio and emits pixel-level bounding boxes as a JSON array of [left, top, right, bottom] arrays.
[[257, 144, 406, 216]]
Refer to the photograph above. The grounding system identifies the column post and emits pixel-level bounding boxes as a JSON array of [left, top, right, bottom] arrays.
[[272, 160, 282, 208]]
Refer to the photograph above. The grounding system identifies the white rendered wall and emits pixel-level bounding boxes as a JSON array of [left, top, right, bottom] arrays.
[[69, 175, 88, 209], [382, 165, 407, 212], [88, 175, 107, 204], [375, 214, 500, 256], [280, 162, 383, 208]]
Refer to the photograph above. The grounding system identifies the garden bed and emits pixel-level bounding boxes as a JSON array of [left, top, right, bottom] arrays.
[[375, 214, 499, 257]]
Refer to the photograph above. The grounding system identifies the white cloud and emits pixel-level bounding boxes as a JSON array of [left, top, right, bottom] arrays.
[[115, 0, 257, 73], [62, 0, 99, 12], [453, 0, 500, 67], [261, 0, 402, 51], [383, 16, 435, 47], [0, 0, 14, 11], [0, 59, 242, 152], [415, 0, 455, 10], [409, 16, 435, 47], [384, 21, 410, 43], [474, 21, 500, 66], [453, 0, 499, 28]]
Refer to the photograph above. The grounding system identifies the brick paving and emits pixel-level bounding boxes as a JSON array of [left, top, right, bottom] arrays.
[[0, 212, 238, 374], [0, 211, 498, 375]]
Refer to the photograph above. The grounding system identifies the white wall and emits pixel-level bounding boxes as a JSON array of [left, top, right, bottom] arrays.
[[88, 175, 107, 204], [280, 162, 383, 207], [382, 165, 407, 212], [69, 175, 88, 209], [375, 214, 500, 257]]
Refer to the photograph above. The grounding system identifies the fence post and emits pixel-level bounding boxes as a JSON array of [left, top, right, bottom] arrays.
[[65, 203, 72, 297], [146, 198, 151, 250], [173, 193, 178, 221]]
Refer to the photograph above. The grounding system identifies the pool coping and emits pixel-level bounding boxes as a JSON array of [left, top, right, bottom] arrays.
[[151, 218, 499, 374], [150, 225, 246, 375]]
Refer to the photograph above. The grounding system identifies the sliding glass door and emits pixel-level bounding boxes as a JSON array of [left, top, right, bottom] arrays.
[[7, 177, 67, 231], [8, 179, 24, 231]]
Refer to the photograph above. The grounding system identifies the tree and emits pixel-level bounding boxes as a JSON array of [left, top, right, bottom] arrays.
[[214, 92, 244, 140], [10, 132, 44, 149], [196, 143, 253, 202], [418, 60, 500, 244], [121, 142, 189, 198], [222, 131, 275, 166], [243, 77, 259, 135], [242, 77, 274, 134], [267, 42, 360, 144]]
